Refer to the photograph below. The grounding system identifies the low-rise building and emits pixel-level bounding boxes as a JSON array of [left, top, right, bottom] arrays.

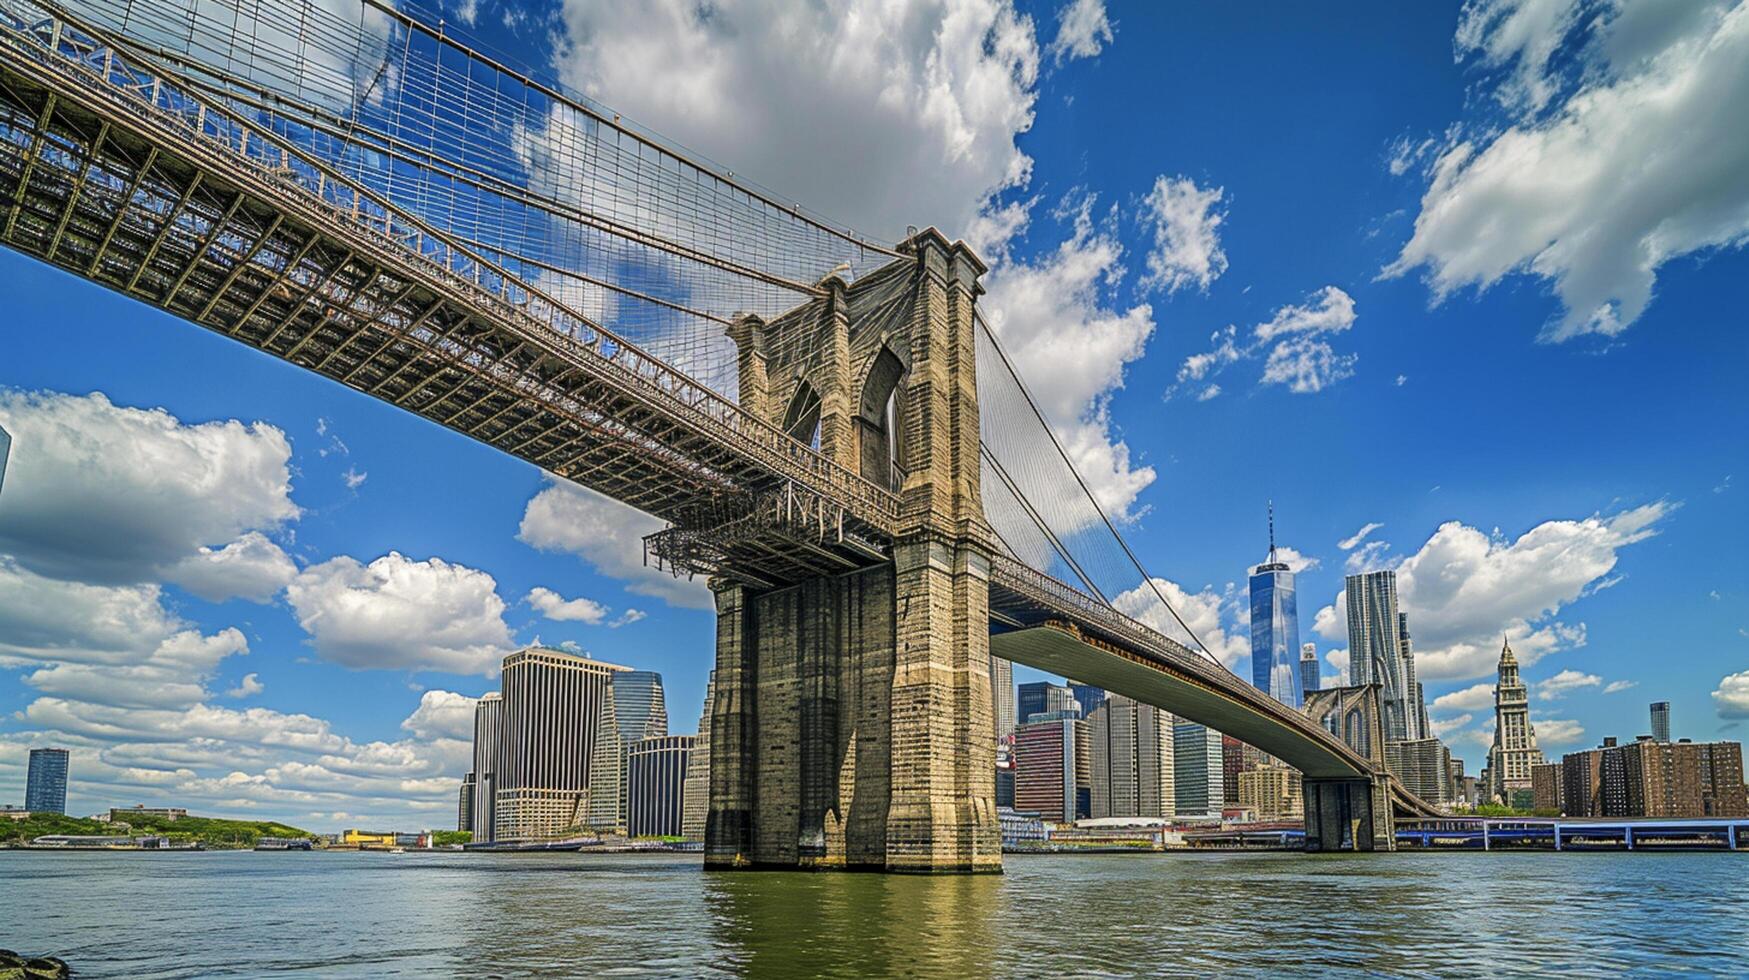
[[1237, 766, 1303, 819], [109, 806, 187, 824]]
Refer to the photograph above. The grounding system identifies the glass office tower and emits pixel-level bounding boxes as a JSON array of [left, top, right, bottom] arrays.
[[25, 747, 69, 814], [1249, 507, 1302, 706]]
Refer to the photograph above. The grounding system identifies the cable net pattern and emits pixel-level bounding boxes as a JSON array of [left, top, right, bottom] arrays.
[[69, 0, 897, 397]]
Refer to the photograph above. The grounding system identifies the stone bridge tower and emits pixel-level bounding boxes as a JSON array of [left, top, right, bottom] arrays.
[[702, 229, 1000, 873]]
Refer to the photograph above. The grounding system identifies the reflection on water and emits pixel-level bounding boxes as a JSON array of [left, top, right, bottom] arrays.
[[3, 850, 1746, 978]]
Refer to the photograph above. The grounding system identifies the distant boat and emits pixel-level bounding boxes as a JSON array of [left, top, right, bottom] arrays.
[[462, 836, 594, 853], [254, 837, 313, 851], [388, 846, 407, 854]]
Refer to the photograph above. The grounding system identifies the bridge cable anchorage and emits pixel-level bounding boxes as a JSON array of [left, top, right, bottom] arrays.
[[974, 310, 1229, 671]]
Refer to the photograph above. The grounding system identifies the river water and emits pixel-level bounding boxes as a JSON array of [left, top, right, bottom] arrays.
[[3, 850, 1745, 977]]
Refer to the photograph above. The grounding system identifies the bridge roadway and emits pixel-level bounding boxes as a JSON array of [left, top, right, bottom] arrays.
[[0, 0, 1441, 843]]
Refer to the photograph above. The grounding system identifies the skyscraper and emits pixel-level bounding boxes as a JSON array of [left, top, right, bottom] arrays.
[[495, 647, 630, 842], [1087, 695, 1175, 819], [681, 672, 715, 840], [458, 772, 476, 833], [588, 670, 669, 833], [1484, 639, 1545, 806], [471, 692, 503, 843], [1068, 681, 1107, 719], [990, 656, 1016, 739], [1399, 612, 1425, 740], [25, 747, 68, 814], [1300, 643, 1321, 695], [627, 735, 694, 838], [1650, 701, 1671, 743], [1173, 723, 1225, 817], [1249, 504, 1302, 706], [1345, 570, 1413, 741], [1017, 681, 1078, 724], [1014, 710, 1088, 823]]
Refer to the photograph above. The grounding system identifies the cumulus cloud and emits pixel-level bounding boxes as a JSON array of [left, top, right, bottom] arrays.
[[518, 479, 713, 609], [1138, 175, 1227, 295], [163, 532, 297, 604], [547, 0, 1041, 244], [1429, 712, 1474, 738], [1250, 546, 1319, 575], [1048, 0, 1114, 64], [1536, 668, 1601, 700], [1716, 670, 1749, 719], [285, 553, 516, 675], [227, 673, 265, 699], [401, 690, 478, 741], [1432, 683, 1496, 714], [1112, 576, 1248, 670], [525, 586, 609, 625], [1323, 648, 1351, 686], [1533, 717, 1585, 747], [1314, 502, 1672, 681], [971, 194, 1158, 520], [1387, 1, 1749, 341], [1171, 286, 1359, 399], [0, 559, 184, 666], [0, 390, 298, 589]]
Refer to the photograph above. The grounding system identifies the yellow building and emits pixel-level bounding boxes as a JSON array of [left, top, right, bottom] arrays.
[[340, 829, 397, 848], [1237, 767, 1304, 820]]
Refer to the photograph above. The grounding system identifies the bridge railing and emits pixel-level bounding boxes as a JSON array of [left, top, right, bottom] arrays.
[[0, 0, 901, 531]]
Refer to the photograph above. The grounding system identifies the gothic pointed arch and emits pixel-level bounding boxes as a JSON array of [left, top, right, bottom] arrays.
[[781, 381, 822, 449], [856, 346, 909, 489]]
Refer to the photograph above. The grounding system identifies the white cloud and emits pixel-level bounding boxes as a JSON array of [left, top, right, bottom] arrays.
[[1171, 286, 1359, 399], [163, 532, 297, 604], [1429, 712, 1473, 737], [1138, 175, 1227, 295], [1716, 670, 1749, 719], [1113, 576, 1248, 670], [1048, 0, 1114, 64], [610, 609, 647, 628], [24, 628, 247, 711], [1603, 679, 1637, 694], [1338, 522, 1384, 551], [0, 390, 298, 586], [525, 586, 609, 625], [1388, 1, 1749, 341], [342, 467, 368, 491], [1536, 668, 1601, 700], [400, 690, 478, 741], [1313, 502, 1673, 682], [1534, 716, 1585, 747], [517, 479, 713, 609], [227, 673, 265, 699], [1344, 539, 1393, 573], [1324, 649, 1350, 686], [1251, 546, 1319, 575], [547, 0, 1041, 244], [1431, 683, 1496, 714], [285, 553, 516, 675], [977, 195, 1157, 520], [0, 558, 182, 665]]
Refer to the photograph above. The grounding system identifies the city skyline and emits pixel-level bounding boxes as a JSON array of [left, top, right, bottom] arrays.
[[3, 1, 1747, 832]]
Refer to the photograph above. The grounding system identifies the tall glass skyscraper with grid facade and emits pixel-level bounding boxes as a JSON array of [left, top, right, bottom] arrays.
[[1249, 510, 1302, 707]]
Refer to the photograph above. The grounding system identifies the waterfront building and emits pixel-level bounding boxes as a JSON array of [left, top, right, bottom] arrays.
[[1385, 737, 1451, 805], [471, 692, 503, 843], [990, 656, 1016, 739], [458, 773, 475, 833], [1068, 681, 1106, 719], [587, 670, 669, 834], [1300, 643, 1320, 695], [1399, 612, 1427, 740], [1014, 711, 1088, 823], [627, 735, 694, 838], [1018, 682, 1078, 725], [1532, 762, 1563, 813], [1221, 735, 1268, 804], [1559, 736, 1745, 818], [1173, 722, 1225, 818], [1249, 506, 1302, 706], [681, 672, 715, 841], [1650, 701, 1671, 743], [1449, 757, 1468, 806], [1484, 638, 1544, 807], [997, 808, 1048, 848], [495, 648, 630, 842], [24, 748, 68, 814], [1087, 695, 1174, 819], [1237, 766, 1303, 819], [108, 806, 186, 823], [1345, 571, 1414, 741]]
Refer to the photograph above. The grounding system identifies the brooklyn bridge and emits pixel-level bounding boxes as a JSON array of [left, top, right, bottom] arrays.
[[0, 0, 1441, 871]]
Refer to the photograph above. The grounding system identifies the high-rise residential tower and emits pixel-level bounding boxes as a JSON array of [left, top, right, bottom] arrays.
[[990, 656, 1015, 739], [1345, 570, 1413, 741], [24, 747, 68, 814], [1014, 710, 1088, 823], [458, 772, 476, 833], [1249, 503, 1302, 706], [471, 692, 503, 843], [1650, 701, 1671, 743], [587, 670, 669, 833], [1087, 695, 1175, 819], [1484, 639, 1545, 806], [1300, 643, 1321, 695], [1399, 612, 1425, 740], [496, 647, 630, 841]]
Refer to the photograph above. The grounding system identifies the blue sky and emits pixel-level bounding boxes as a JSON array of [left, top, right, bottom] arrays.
[[2, 0, 1747, 828]]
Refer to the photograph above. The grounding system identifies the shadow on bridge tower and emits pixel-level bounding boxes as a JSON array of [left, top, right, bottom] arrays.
[[702, 229, 1000, 873]]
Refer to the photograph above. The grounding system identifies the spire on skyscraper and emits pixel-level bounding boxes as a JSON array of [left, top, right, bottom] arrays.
[[1267, 499, 1277, 563], [1500, 636, 1515, 664]]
